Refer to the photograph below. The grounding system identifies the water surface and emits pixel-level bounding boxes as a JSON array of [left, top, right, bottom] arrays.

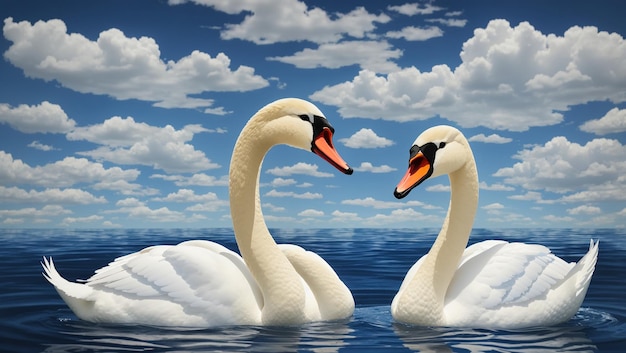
[[1, 228, 624, 352]]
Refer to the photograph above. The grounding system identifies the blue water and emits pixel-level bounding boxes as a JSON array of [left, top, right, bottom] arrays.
[[2, 228, 625, 352]]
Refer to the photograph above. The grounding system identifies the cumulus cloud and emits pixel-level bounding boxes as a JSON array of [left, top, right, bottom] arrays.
[[266, 162, 334, 177], [67, 116, 218, 173], [298, 209, 324, 217], [364, 208, 440, 225], [151, 173, 229, 187], [61, 215, 104, 226], [265, 189, 323, 199], [482, 202, 505, 210], [387, 3, 444, 16], [93, 180, 159, 196], [0, 186, 106, 204], [0, 101, 75, 133], [469, 133, 513, 144], [479, 181, 515, 191], [107, 197, 186, 222], [0, 151, 139, 188], [567, 205, 602, 215], [268, 40, 401, 73], [330, 210, 362, 223], [0, 205, 71, 220], [342, 196, 429, 209], [426, 18, 467, 27], [28, 141, 58, 151], [579, 107, 626, 135], [352, 162, 397, 173], [270, 178, 298, 187], [171, 0, 390, 44], [3, 18, 268, 110], [386, 26, 444, 41], [494, 136, 626, 202], [311, 20, 626, 131], [153, 189, 221, 203], [339, 128, 394, 148]]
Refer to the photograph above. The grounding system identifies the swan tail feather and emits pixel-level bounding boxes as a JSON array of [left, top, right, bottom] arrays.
[[42, 257, 93, 300], [574, 239, 599, 297]]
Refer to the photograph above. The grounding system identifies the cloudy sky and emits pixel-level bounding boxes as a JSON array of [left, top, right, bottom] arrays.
[[1, 0, 625, 229]]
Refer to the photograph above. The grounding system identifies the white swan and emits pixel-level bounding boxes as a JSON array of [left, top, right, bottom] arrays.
[[42, 98, 355, 327], [391, 125, 598, 329]]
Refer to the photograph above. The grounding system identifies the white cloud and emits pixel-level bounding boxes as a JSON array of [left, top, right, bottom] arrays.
[[108, 198, 186, 222], [387, 3, 444, 16], [0, 101, 76, 133], [61, 215, 104, 226], [580, 107, 626, 135], [0, 151, 139, 188], [364, 208, 440, 225], [185, 202, 229, 212], [485, 203, 505, 210], [264, 189, 323, 199], [468, 133, 512, 144], [3, 18, 267, 110], [153, 189, 221, 203], [0, 186, 106, 204], [482, 202, 505, 210], [542, 215, 575, 223], [267, 40, 401, 73], [508, 191, 544, 202], [93, 180, 159, 196], [27, 141, 58, 151], [426, 18, 467, 27], [426, 184, 450, 192], [311, 20, 626, 131], [262, 203, 286, 212], [567, 205, 602, 215], [494, 136, 626, 197], [342, 196, 428, 209], [151, 173, 229, 187], [67, 116, 218, 173], [298, 209, 324, 217], [266, 162, 334, 177], [171, 1, 390, 44], [353, 162, 397, 173], [0, 205, 71, 218], [270, 178, 297, 187], [339, 128, 394, 148], [479, 181, 515, 191], [330, 210, 362, 222], [386, 26, 444, 41]]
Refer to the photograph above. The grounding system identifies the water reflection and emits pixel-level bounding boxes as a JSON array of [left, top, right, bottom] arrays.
[[393, 317, 598, 353], [42, 317, 355, 353]]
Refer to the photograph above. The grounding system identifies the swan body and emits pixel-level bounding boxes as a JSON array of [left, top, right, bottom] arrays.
[[43, 98, 355, 327], [391, 125, 598, 329]]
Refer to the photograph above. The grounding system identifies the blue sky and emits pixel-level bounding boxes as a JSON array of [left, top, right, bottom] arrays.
[[1, 0, 625, 229]]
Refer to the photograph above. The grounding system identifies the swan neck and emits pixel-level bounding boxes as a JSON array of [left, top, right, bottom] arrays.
[[430, 160, 478, 293], [395, 153, 478, 324], [228, 120, 306, 323]]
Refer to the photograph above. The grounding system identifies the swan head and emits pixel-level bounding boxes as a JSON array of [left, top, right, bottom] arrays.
[[254, 98, 353, 175], [394, 125, 471, 199]]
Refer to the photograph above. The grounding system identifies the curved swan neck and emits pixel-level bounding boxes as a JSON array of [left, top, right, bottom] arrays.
[[395, 150, 478, 324], [228, 118, 306, 323], [429, 158, 478, 296]]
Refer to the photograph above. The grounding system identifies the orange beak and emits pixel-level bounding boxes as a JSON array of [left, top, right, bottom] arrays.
[[312, 127, 353, 175], [394, 150, 433, 199]]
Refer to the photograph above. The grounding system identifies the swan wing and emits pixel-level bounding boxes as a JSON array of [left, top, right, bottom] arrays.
[[278, 244, 354, 320], [84, 240, 262, 324], [446, 241, 575, 309]]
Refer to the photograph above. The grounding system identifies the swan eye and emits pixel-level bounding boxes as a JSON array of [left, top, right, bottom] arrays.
[[298, 114, 314, 123], [439, 142, 446, 149]]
